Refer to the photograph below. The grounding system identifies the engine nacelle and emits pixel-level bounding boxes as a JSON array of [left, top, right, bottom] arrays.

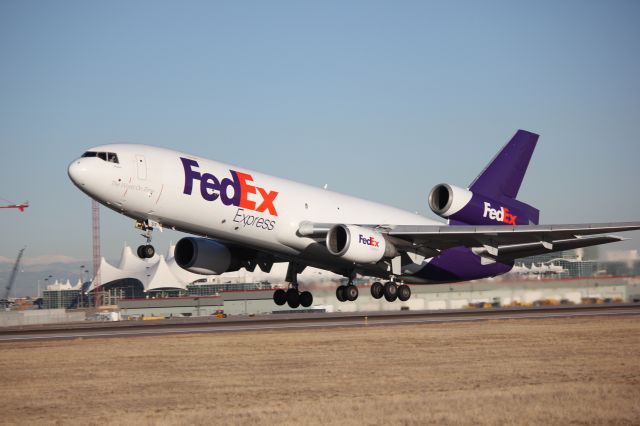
[[428, 183, 474, 218], [326, 224, 397, 264], [175, 237, 234, 275], [428, 183, 539, 225]]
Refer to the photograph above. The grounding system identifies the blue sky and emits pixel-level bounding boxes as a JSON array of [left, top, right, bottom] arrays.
[[1, 0, 639, 267]]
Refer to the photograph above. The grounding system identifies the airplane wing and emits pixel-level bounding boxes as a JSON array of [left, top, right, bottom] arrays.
[[385, 222, 640, 261], [299, 221, 640, 262]]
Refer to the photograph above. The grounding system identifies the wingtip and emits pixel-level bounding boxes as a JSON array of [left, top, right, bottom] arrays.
[[605, 235, 629, 241]]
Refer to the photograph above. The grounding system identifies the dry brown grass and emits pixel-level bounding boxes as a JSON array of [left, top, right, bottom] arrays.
[[0, 316, 639, 425]]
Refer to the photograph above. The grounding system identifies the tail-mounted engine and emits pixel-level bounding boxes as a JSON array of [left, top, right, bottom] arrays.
[[428, 183, 539, 225]]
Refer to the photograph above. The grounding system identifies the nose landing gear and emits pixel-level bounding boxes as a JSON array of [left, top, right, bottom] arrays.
[[137, 244, 155, 259], [135, 219, 157, 259]]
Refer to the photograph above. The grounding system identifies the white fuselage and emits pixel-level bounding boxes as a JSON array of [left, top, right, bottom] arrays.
[[68, 144, 441, 277]]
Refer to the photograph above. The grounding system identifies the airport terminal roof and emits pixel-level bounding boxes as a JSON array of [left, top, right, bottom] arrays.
[[86, 244, 207, 293], [45, 279, 83, 291], [84, 243, 343, 293]]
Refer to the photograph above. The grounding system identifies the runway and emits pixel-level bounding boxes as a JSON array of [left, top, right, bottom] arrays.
[[1, 303, 639, 342]]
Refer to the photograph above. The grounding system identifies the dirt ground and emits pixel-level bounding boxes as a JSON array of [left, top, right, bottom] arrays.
[[0, 316, 639, 425]]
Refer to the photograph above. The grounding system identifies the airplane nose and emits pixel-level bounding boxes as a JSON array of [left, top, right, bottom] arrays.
[[67, 159, 86, 186]]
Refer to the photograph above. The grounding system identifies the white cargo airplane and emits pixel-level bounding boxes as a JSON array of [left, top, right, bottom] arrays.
[[68, 131, 640, 308]]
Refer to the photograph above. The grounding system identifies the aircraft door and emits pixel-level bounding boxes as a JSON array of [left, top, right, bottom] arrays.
[[136, 155, 147, 180]]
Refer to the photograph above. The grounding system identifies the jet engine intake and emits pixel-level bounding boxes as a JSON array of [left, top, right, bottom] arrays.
[[175, 237, 236, 274], [428, 183, 474, 218]]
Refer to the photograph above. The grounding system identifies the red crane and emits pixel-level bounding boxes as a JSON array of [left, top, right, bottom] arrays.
[[0, 196, 28, 212], [0, 202, 28, 212]]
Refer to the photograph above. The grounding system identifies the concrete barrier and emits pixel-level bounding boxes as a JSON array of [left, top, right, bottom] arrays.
[[0, 309, 86, 327]]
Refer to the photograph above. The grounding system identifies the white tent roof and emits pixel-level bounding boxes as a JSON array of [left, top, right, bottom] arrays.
[[47, 280, 73, 291], [146, 255, 187, 291], [166, 244, 176, 261], [166, 256, 205, 284], [118, 245, 158, 272], [88, 244, 208, 293], [88, 243, 342, 293]]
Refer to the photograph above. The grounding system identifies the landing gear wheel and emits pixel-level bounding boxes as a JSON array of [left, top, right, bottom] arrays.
[[370, 282, 384, 299], [286, 288, 300, 308], [345, 285, 359, 301], [299, 291, 313, 308], [384, 282, 398, 302], [136, 220, 157, 259], [398, 285, 411, 302], [143, 245, 155, 258], [273, 289, 287, 306], [336, 285, 347, 302], [137, 244, 155, 259]]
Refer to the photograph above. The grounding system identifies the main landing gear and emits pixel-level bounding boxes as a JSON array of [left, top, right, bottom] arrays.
[[370, 281, 411, 302], [273, 263, 313, 309], [335, 280, 359, 302], [135, 220, 156, 259]]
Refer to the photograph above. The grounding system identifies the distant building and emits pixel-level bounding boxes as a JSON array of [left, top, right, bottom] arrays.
[[43, 279, 84, 309], [575, 246, 599, 261], [187, 281, 274, 296], [513, 248, 640, 279], [514, 249, 597, 278]]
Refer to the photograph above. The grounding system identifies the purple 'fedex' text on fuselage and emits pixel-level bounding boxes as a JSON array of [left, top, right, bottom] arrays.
[[180, 157, 279, 216]]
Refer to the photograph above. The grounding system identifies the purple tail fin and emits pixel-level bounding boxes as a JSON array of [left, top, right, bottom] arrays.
[[469, 130, 538, 199]]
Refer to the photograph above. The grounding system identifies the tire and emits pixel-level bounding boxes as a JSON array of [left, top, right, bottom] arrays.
[[286, 289, 300, 308], [142, 245, 155, 258], [370, 282, 384, 299], [336, 286, 346, 302], [398, 285, 411, 302], [273, 289, 287, 306], [345, 285, 359, 302], [137, 245, 145, 259], [299, 291, 313, 308], [384, 282, 398, 302]]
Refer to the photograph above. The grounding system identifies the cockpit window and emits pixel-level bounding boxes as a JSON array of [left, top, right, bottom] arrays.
[[81, 151, 119, 164]]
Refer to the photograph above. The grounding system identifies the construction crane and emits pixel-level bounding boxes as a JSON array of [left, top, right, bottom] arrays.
[[1, 247, 25, 309], [0, 195, 28, 212]]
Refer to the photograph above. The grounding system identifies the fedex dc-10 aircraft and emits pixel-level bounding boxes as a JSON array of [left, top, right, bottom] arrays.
[[68, 130, 640, 308]]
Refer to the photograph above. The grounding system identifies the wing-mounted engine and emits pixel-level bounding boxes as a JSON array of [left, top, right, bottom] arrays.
[[326, 224, 397, 263], [428, 183, 539, 226], [175, 237, 245, 274]]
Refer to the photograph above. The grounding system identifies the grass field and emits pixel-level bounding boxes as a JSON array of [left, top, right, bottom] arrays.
[[1, 316, 639, 425]]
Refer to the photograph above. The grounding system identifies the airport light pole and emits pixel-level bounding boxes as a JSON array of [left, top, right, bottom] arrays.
[[79, 265, 85, 308], [44, 275, 53, 307]]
